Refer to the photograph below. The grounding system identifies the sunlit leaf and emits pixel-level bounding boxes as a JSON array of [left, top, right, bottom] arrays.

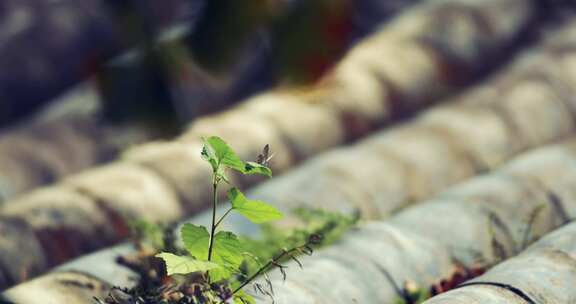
[[228, 188, 283, 223], [181, 222, 245, 281], [181, 223, 210, 260], [156, 252, 219, 275], [213, 231, 244, 266], [204, 136, 244, 172], [208, 231, 245, 281]]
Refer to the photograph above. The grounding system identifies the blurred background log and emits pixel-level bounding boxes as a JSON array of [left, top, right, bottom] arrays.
[[0, 0, 424, 128], [0, 84, 155, 202], [221, 17, 576, 227], [0, 0, 424, 202]]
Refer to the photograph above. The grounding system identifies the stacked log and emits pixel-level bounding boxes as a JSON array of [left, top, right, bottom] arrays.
[[0, 84, 156, 202], [0, 0, 421, 203], [6, 121, 576, 303], [227, 17, 576, 227], [0, 0, 538, 289], [243, 139, 576, 303], [423, 221, 576, 304]]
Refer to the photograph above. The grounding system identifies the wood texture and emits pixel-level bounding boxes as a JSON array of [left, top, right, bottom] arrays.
[[424, 222, 576, 304]]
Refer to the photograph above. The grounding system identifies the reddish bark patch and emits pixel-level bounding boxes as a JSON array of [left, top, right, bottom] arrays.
[[430, 264, 486, 296]]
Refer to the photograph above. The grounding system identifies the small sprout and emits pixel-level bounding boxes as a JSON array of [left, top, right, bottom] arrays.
[[155, 137, 298, 303]]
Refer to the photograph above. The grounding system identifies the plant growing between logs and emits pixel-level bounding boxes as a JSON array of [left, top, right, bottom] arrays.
[[157, 136, 289, 303], [100, 137, 358, 304]]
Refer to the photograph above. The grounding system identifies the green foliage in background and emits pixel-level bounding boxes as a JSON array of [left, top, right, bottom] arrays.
[[240, 208, 358, 277]]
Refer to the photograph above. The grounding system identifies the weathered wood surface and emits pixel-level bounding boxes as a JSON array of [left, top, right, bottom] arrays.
[[251, 140, 576, 304], [6, 127, 576, 303], [0, 0, 538, 290], [424, 221, 576, 304]]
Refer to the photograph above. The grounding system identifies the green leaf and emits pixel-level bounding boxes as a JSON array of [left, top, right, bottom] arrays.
[[233, 290, 256, 304], [204, 136, 245, 172], [202, 136, 273, 179], [181, 223, 210, 260], [155, 252, 219, 275], [244, 161, 272, 177], [212, 231, 244, 266], [228, 188, 283, 223], [209, 231, 245, 281], [181, 223, 244, 281], [201, 139, 219, 172]]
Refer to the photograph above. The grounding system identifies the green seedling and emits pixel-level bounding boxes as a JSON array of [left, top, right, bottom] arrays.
[[101, 137, 358, 304], [154, 136, 290, 303]]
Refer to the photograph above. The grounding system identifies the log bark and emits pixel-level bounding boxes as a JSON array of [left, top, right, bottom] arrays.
[[0, 0, 537, 289], [0, 83, 167, 202], [423, 221, 576, 304], [234, 140, 576, 303]]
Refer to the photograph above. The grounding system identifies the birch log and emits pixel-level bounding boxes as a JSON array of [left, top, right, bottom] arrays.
[[423, 221, 576, 304], [6, 124, 576, 303], [0, 0, 538, 289]]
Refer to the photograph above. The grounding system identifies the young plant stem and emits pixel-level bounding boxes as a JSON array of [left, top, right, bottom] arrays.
[[215, 207, 234, 229], [208, 178, 218, 262]]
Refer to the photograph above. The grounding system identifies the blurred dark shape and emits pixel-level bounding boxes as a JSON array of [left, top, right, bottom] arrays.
[[351, 0, 419, 39], [0, 0, 419, 131], [0, 0, 204, 128], [187, 0, 421, 85], [271, 0, 354, 84], [190, 0, 275, 73], [98, 0, 276, 132]]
